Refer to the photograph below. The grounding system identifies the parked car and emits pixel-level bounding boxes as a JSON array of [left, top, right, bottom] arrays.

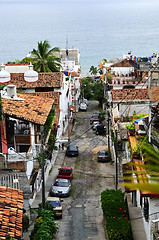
[[96, 124, 106, 135], [97, 150, 110, 162], [79, 102, 87, 111], [50, 178, 71, 197], [57, 167, 73, 181], [93, 112, 100, 116], [90, 115, 99, 124], [92, 121, 100, 130], [46, 196, 63, 218], [82, 98, 88, 105], [66, 145, 79, 157]]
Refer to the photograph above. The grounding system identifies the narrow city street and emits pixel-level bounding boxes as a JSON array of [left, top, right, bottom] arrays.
[[55, 101, 116, 240]]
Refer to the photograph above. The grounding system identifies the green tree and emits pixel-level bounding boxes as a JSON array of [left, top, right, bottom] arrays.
[[89, 65, 98, 75], [21, 56, 34, 64], [31, 40, 61, 72], [81, 77, 93, 100], [91, 81, 104, 107], [103, 58, 107, 62], [98, 68, 103, 75]]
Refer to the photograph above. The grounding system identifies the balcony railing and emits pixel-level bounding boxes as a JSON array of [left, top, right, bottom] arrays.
[[15, 134, 30, 145]]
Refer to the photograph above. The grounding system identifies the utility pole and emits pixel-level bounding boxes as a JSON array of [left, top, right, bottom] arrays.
[[41, 126, 45, 208], [107, 110, 110, 151], [68, 102, 70, 144], [115, 130, 118, 190]]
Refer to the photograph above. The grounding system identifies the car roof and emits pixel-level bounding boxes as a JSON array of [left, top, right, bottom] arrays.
[[98, 150, 107, 154]]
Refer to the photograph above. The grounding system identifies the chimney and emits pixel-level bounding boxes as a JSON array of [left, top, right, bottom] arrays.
[[1, 85, 24, 102], [7, 85, 17, 98]]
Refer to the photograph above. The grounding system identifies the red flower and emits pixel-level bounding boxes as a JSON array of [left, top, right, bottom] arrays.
[[111, 229, 113, 231]]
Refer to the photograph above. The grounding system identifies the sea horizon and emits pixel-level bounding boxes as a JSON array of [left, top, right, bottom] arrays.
[[0, 0, 159, 75]]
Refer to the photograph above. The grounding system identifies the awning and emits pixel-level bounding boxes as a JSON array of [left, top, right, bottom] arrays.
[[134, 116, 148, 124]]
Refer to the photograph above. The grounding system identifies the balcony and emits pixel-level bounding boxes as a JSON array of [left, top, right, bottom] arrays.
[[15, 134, 30, 145]]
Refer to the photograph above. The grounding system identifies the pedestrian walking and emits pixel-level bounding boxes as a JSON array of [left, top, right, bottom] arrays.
[[62, 143, 64, 150]]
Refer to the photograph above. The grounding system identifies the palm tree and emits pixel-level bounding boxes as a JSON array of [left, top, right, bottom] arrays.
[[31, 40, 61, 72], [89, 66, 98, 75], [122, 137, 159, 193]]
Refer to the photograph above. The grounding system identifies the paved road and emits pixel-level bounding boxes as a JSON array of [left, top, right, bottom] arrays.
[[56, 101, 115, 240]]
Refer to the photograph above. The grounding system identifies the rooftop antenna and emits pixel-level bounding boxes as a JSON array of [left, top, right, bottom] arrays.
[[66, 36, 69, 70]]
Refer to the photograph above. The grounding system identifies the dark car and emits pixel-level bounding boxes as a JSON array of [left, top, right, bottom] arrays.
[[57, 167, 73, 181], [90, 115, 99, 124], [98, 150, 110, 162], [66, 145, 79, 157], [96, 124, 106, 135], [50, 178, 71, 197]]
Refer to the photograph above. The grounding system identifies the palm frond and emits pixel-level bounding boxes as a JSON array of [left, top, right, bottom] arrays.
[[122, 183, 159, 194]]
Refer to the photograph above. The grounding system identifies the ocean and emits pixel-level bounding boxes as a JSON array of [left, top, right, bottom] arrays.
[[0, 0, 159, 75]]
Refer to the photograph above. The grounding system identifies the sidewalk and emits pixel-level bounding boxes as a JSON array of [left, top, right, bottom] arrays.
[[23, 149, 65, 240], [127, 193, 147, 240]]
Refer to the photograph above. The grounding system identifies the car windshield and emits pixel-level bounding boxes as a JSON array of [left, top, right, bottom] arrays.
[[59, 169, 72, 174], [54, 181, 69, 187], [99, 151, 107, 156], [48, 201, 61, 207], [68, 146, 77, 151], [92, 116, 99, 119]]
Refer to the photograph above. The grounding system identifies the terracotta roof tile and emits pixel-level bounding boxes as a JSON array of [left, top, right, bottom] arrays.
[[24, 91, 60, 125], [4, 72, 64, 88], [111, 88, 149, 101], [1, 93, 54, 125], [0, 186, 23, 239], [71, 71, 80, 77]]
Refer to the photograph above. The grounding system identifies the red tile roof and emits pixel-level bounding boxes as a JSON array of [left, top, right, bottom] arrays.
[[71, 72, 80, 77], [24, 91, 60, 124], [3, 72, 64, 88], [111, 88, 149, 101], [0, 186, 23, 239], [1, 93, 54, 125]]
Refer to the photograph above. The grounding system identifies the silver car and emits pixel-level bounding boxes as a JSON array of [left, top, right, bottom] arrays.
[[50, 178, 71, 197]]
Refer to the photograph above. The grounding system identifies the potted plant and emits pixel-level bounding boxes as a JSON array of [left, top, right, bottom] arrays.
[[126, 123, 135, 135]]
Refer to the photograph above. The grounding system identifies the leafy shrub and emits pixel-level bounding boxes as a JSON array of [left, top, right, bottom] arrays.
[[126, 123, 135, 131], [106, 217, 131, 240], [30, 202, 58, 240], [101, 189, 132, 240]]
